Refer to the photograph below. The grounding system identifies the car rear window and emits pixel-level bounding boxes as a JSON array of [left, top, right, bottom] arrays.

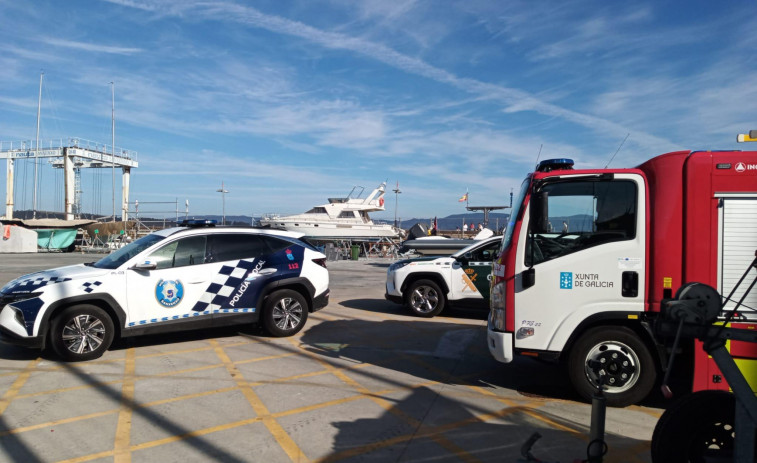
[[206, 234, 270, 262]]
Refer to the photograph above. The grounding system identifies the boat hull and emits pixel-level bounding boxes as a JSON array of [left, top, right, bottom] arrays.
[[399, 238, 474, 256], [259, 220, 398, 239]]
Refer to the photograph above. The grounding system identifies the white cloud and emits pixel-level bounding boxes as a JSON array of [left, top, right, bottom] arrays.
[[41, 38, 142, 55], [103, 0, 674, 153]]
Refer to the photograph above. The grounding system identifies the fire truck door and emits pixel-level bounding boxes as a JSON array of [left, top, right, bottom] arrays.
[[513, 174, 646, 352]]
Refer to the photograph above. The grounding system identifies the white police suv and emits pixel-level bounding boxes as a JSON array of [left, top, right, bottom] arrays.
[[385, 236, 500, 317], [0, 221, 329, 361]]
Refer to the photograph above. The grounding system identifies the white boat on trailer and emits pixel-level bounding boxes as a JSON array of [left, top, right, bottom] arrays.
[[260, 183, 401, 240]]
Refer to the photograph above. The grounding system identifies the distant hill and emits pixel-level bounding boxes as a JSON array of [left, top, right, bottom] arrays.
[[8, 211, 594, 234], [400, 213, 510, 231], [401, 213, 595, 233]]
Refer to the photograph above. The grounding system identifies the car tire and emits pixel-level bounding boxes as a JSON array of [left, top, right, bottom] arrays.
[[49, 305, 115, 361], [263, 289, 309, 337], [568, 326, 656, 407], [405, 279, 446, 317]]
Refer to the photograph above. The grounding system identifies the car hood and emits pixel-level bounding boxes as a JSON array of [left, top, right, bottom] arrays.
[[395, 256, 455, 267], [1, 264, 110, 294]]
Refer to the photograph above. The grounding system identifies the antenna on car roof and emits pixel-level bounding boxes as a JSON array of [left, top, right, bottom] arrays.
[[604, 133, 630, 168], [534, 144, 543, 170]]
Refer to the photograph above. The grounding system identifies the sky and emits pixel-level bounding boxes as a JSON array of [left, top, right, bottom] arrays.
[[1, 0, 756, 223]]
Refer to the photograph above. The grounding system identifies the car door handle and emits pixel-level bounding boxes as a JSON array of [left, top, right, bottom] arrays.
[[258, 268, 277, 275]]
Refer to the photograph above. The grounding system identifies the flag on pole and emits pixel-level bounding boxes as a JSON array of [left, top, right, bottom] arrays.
[[458, 193, 468, 202]]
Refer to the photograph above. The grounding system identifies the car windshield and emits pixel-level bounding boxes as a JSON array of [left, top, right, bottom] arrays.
[[92, 234, 166, 269], [500, 177, 530, 254]]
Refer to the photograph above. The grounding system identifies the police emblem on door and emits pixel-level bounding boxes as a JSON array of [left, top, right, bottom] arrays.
[[156, 279, 184, 307]]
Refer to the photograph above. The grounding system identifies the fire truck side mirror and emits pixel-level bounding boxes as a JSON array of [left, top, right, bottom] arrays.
[[523, 267, 535, 289], [529, 191, 550, 233]]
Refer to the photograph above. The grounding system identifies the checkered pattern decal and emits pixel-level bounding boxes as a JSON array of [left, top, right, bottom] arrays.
[[127, 307, 256, 327], [82, 281, 102, 293], [191, 259, 259, 312], [2, 275, 72, 293]]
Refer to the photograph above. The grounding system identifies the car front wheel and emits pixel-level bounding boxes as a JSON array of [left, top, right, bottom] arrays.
[[49, 305, 115, 361], [405, 279, 446, 317], [263, 289, 309, 337]]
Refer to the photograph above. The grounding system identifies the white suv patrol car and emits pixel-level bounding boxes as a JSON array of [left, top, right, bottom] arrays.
[[385, 236, 500, 317], [0, 221, 329, 361]]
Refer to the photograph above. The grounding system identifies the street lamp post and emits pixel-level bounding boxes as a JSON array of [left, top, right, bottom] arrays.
[[392, 181, 401, 229], [216, 181, 229, 225]]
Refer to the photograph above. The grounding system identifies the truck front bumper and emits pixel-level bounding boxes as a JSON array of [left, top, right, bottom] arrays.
[[487, 328, 514, 363]]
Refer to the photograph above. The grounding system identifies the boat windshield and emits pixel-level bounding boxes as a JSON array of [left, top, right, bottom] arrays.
[[499, 177, 531, 254], [92, 234, 166, 269]]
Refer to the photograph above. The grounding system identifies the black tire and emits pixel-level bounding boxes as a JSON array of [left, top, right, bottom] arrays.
[[651, 390, 751, 463], [49, 305, 115, 361], [405, 279, 446, 317], [568, 326, 656, 407], [263, 289, 309, 337]]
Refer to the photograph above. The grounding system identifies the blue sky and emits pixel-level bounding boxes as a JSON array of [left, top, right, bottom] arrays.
[[1, 0, 756, 222]]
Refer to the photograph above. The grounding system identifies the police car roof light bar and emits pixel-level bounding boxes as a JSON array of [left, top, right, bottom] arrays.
[[180, 219, 217, 227]]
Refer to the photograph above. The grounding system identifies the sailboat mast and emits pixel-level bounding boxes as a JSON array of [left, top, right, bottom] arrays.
[[33, 71, 43, 219], [111, 81, 115, 222]]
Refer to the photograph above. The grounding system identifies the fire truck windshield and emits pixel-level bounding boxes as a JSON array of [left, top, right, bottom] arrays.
[[500, 177, 531, 254]]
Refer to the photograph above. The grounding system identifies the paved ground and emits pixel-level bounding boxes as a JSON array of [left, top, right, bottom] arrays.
[[0, 253, 662, 462]]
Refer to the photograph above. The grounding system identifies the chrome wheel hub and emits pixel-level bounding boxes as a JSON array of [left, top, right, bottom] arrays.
[[584, 340, 639, 392], [61, 315, 106, 354], [410, 286, 438, 313], [272, 297, 303, 330]]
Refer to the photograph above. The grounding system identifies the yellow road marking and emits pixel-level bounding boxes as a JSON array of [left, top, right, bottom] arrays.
[[627, 404, 663, 419], [0, 385, 241, 438], [55, 394, 547, 463], [211, 339, 309, 463], [0, 358, 41, 415], [317, 403, 537, 463], [11, 351, 298, 402], [114, 348, 136, 463], [520, 408, 585, 436], [0, 338, 265, 378], [286, 338, 478, 463], [3, 360, 380, 439]]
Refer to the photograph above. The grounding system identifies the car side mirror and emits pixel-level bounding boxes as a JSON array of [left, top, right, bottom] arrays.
[[529, 191, 550, 234], [131, 261, 157, 271]]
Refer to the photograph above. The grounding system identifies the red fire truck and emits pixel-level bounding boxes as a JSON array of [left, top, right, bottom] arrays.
[[486, 148, 757, 407]]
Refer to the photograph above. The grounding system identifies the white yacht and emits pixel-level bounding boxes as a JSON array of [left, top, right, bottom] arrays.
[[260, 183, 401, 239]]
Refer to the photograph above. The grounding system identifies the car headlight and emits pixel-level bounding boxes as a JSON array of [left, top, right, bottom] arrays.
[[388, 260, 411, 272], [0, 292, 42, 307], [489, 282, 507, 331], [1, 292, 41, 327]]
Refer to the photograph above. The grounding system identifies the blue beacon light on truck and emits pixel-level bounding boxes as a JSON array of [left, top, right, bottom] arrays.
[[536, 158, 574, 172]]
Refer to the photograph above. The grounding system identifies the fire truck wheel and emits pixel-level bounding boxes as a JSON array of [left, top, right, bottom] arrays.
[[568, 326, 655, 407], [405, 279, 446, 317], [650, 390, 746, 463]]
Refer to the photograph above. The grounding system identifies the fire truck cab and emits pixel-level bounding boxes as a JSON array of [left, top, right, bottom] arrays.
[[487, 150, 757, 407]]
